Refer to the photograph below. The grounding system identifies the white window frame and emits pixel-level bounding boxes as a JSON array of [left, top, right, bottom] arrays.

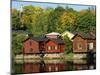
[[89, 42, 94, 50], [55, 46, 58, 50]]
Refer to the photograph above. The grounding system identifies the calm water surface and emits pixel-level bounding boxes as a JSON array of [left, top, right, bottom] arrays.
[[12, 59, 96, 74]]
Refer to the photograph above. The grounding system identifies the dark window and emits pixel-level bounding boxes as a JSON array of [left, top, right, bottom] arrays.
[[23, 47, 24, 50], [78, 43, 82, 49], [52, 46, 55, 50], [29, 41, 32, 46], [30, 48, 33, 52]]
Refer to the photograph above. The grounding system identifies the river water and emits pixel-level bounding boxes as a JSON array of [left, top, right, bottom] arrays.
[[12, 59, 96, 74]]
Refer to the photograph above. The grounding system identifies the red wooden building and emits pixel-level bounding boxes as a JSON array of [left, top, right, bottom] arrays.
[[22, 32, 65, 55], [45, 39, 64, 53], [22, 34, 40, 54], [45, 32, 64, 53]]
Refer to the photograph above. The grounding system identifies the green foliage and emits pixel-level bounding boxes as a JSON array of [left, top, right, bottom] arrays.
[[76, 7, 96, 33], [62, 36, 72, 54], [11, 5, 96, 55], [12, 9, 21, 30], [12, 6, 96, 34], [12, 32, 27, 56]]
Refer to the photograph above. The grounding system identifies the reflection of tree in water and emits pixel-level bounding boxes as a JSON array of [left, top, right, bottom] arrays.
[[40, 50, 45, 59], [87, 50, 96, 69], [64, 61, 73, 71], [13, 63, 23, 74], [72, 51, 96, 70], [87, 50, 94, 64], [39, 59, 45, 73], [39, 50, 46, 72]]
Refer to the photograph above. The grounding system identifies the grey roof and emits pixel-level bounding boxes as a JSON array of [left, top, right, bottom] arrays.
[[48, 38, 65, 44], [23, 37, 39, 42], [54, 38, 65, 44], [38, 35, 49, 42], [72, 32, 96, 40], [38, 35, 64, 44], [23, 35, 65, 45]]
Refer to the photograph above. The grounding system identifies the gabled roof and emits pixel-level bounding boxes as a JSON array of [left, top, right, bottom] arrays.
[[61, 30, 75, 40], [54, 38, 65, 44], [72, 32, 96, 40], [22, 37, 39, 42], [23, 35, 65, 45], [46, 38, 65, 44], [23, 35, 49, 42], [38, 35, 49, 42]]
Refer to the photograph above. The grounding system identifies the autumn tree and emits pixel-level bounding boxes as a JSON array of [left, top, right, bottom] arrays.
[[12, 9, 21, 30]]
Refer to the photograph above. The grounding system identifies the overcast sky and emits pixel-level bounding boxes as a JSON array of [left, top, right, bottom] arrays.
[[12, 1, 96, 11]]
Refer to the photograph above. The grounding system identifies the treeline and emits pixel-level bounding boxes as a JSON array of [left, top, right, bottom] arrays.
[[12, 5, 96, 36]]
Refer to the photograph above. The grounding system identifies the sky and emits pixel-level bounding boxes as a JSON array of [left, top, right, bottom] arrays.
[[12, 1, 96, 11]]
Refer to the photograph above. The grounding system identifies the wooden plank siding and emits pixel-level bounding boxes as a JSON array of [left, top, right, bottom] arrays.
[[72, 35, 88, 53], [72, 35, 96, 53], [23, 39, 39, 54], [45, 40, 64, 53]]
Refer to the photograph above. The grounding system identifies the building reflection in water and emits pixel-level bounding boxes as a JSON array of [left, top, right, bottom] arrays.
[[14, 59, 96, 74], [73, 59, 96, 70], [22, 60, 65, 73]]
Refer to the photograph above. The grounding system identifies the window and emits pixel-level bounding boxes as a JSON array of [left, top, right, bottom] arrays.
[[23, 47, 24, 50], [78, 43, 82, 49], [48, 46, 58, 50], [48, 46, 51, 50], [55, 46, 58, 50], [30, 48, 33, 52], [29, 41, 32, 46], [52, 46, 55, 50], [89, 43, 93, 50]]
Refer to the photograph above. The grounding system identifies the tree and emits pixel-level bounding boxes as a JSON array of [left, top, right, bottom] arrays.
[[12, 32, 27, 56], [11, 5, 96, 56], [47, 6, 65, 32], [12, 9, 21, 30], [76, 8, 96, 33], [22, 6, 45, 36], [56, 7, 78, 33], [62, 36, 72, 54]]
